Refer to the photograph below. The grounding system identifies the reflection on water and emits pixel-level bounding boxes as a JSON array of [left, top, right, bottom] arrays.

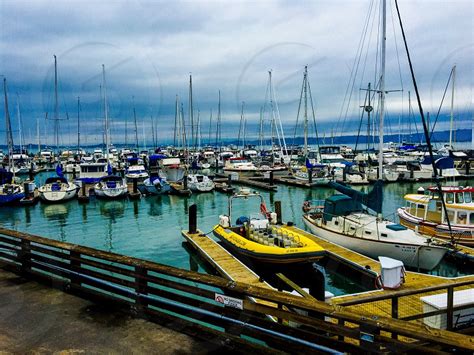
[[0, 172, 470, 296]]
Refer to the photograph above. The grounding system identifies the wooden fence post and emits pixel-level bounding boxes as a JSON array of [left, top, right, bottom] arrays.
[[446, 286, 454, 331], [19, 239, 31, 274], [70, 250, 81, 290], [135, 265, 148, 316]]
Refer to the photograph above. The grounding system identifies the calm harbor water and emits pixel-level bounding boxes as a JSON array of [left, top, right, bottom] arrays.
[[0, 172, 471, 296]]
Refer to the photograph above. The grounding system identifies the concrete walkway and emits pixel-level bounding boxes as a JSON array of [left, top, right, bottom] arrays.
[[0, 267, 219, 354]]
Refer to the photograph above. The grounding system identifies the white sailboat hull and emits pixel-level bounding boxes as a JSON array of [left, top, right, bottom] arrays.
[[94, 184, 128, 199], [303, 216, 446, 270], [39, 184, 78, 202]]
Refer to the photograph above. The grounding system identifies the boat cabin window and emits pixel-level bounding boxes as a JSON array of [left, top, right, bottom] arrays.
[[417, 204, 425, 210], [365, 230, 372, 235], [457, 211, 467, 224], [445, 193, 454, 204], [445, 210, 455, 224], [464, 192, 472, 203], [470, 213, 474, 225], [334, 220, 339, 226], [455, 193, 464, 204], [381, 233, 388, 237]]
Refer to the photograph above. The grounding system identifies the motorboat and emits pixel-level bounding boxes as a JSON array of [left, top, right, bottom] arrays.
[[139, 175, 171, 195], [398, 186, 474, 246], [213, 189, 325, 264]]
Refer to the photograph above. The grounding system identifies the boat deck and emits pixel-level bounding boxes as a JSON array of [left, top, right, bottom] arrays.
[[283, 225, 474, 321]]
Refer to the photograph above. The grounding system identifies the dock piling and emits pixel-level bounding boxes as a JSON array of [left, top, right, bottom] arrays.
[[275, 201, 282, 224], [23, 182, 30, 199], [29, 163, 34, 181], [188, 204, 197, 234], [308, 168, 313, 184], [133, 178, 138, 193]]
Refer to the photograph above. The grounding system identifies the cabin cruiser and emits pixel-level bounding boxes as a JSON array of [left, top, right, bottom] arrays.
[[160, 157, 186, 182], [125, 163, 149, 182], [76, 160, 108, 184], [398, 186, 474, 246], [303, 181, 448, 270], [223, 157, 258, 176]]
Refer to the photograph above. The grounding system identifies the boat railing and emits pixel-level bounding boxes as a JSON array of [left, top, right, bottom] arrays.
[[0, 227, 471, 353]]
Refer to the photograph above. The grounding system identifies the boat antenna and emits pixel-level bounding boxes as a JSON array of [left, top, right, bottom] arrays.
[[394, 0, 454, 244]]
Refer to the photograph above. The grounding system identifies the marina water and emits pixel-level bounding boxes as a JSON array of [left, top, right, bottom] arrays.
[[0, 171, 470, 297]]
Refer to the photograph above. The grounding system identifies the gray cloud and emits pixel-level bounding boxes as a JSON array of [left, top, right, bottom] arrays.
[[0, 0, 472, 147]]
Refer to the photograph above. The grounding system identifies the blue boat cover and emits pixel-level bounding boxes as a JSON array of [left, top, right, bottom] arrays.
[[386, 224, 407, 231]]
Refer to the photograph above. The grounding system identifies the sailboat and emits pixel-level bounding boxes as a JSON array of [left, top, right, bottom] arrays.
[[94, 65, 128, 199], [186, 174, 215, 192], [303, 181, 448, 270], [291, 66, 330, 185], [38, 165, 78, 203], [303, 0, 449, 271], [0, 78, 24, 205]]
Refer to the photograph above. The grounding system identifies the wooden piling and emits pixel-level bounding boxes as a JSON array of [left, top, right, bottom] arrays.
[[274, 201, 282, 225], [188, 204, 197, 234]]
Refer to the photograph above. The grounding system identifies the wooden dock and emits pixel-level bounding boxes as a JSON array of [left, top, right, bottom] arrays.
[[181, 230, 278, 313], [283, 225, 474, 322], [273, 176, 330, 188], [215, 175, 277, 191]]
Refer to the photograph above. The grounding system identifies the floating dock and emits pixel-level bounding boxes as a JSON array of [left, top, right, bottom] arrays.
[[215, 175, 277, 191], [283, 225, 474, 321], [273, 176, 329, 188], [181, 229, 278, 312]]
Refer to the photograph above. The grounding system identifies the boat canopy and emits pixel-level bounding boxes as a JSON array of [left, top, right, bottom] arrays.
[[328, 180, 383, 214], [323, 194, 361, 222], [45, 176, 68, 184], [305, 158, 326, 169]]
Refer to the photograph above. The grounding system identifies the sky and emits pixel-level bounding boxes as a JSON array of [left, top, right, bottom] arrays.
[[0, 0, 473, 148]]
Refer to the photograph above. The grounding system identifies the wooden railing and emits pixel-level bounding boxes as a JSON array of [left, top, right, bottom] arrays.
[[337, 278, 474, 330], [0, 227, 472, 354]]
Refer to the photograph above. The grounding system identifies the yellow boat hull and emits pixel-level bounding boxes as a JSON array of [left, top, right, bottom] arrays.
[[213, 225, 325, 264]]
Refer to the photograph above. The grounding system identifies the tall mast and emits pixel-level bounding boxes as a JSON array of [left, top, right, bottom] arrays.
[[54, 55, 59, 151], [132, 96, 139, 151], [303, 66, 308, 156], [37, 117, 41, 152], [449, 65, 456, 148], [197, 110, 201, 150], [259, 107, 264, 150], [16, 94, 23, 152], [77, 96, 80, 153], [102, 64, 110, 166], [208, 109, 212, 146], [378, 0, 387, 179], [189, 74, 194, 150], [173, 95, 178, 147], [3, 79, 14, 171]]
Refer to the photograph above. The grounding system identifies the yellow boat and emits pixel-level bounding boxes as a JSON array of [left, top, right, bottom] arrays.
[[213, 189, 325, 264]]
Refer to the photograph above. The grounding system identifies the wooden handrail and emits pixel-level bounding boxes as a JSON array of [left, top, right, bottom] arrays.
[[0, 227, 473, 352]]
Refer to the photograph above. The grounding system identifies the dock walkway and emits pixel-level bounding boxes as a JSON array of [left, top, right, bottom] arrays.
[[283, 225, 474, 321], [181, 230, 278, 311]]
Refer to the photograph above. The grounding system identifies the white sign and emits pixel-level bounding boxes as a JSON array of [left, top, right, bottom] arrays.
[[214, 293, 243, 310]]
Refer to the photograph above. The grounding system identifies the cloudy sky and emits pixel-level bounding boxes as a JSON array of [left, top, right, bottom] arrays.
[[0, 0, 472, 147]]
